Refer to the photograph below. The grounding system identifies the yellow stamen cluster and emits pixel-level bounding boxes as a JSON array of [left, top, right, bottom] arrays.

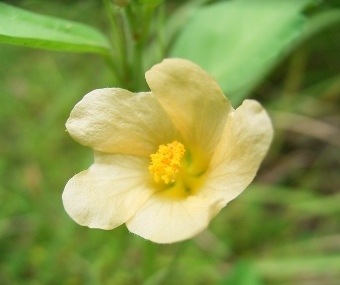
[[149, 141, 185, 184]]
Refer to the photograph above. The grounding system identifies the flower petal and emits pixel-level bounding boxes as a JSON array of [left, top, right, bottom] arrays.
[[145, 58, 233, 158], [62, 152, 155, 229], [203, 99, 273, 204], [66, 88, 178, 156], [126, 194, 221, 243]]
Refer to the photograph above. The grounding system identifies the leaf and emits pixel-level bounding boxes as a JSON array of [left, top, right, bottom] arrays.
[[0, 3, 111, 54], [170, 0, 315, 105]]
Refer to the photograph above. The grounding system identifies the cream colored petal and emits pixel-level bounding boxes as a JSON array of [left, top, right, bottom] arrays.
[[126, 194, 221, 243], [202, 99, 273, 204], [145, 58, 233, 158], [62, 152, 155, 230], [66, 88, 178, 156]]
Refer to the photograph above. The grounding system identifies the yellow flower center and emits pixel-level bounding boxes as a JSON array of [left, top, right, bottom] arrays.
[[149, 140, 185, 184]]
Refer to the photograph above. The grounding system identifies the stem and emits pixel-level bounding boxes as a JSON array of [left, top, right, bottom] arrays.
[[134, 3, 155, 90], [121, 7, 135, 88], [144, 3, 166, 70], [156, 4, 166, 62], [102, 53, 122, 84], [102, 0, 160, 90], [123, 3, 150, 91], [102, 0, 126, 84]]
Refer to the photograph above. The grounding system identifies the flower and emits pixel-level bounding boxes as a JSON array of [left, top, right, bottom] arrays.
[[62, 58, 273, 243]]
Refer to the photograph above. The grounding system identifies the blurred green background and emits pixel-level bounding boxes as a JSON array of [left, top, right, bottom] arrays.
[[0, 1, 339, 284]]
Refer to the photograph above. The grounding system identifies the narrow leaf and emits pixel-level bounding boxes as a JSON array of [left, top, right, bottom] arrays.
[[0, 3, 111, 54]]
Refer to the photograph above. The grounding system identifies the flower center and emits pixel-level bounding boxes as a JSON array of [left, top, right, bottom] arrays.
[[149, 140, 185, 184]]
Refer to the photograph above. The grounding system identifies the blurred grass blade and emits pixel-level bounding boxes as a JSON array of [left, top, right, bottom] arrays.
[[170, 0, 315, 105], [244, 184, 340, 217], [0, 3, 111, 54], [256, 255, 340, 282]]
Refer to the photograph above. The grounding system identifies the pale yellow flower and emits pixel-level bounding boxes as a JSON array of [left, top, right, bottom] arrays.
[[62, 58, 273, 243]]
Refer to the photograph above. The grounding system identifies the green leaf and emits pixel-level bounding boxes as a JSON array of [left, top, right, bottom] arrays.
[[170, 0, 315, 105], [0, 3, 111, 54]]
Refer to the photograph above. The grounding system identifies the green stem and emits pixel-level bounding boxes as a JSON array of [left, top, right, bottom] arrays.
[[121, 7, 134, 88], [102, 53, 123, 84], [103, 1, 159, 90], [123, 3, 147, 91], [133, 3, 155, 90], [144, 3, 166, 70], [102, 0, 126, 84], [156, 4, 166, 62]]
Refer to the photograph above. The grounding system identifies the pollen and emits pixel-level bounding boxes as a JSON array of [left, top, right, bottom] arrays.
[[149, 140, 185, 184]]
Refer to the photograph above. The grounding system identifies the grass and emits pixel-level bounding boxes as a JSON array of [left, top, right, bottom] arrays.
[[0, 1, 339, 284]]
